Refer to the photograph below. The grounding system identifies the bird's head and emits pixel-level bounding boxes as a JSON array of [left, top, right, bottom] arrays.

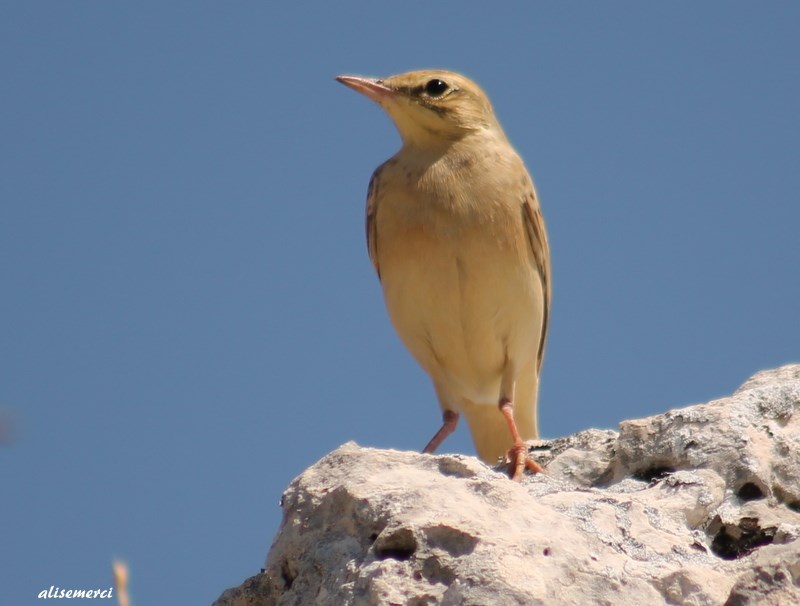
[[336, 70, 501, 148]]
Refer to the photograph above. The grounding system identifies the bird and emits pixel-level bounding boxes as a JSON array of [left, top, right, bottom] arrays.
[[336, 70, 550, 480]]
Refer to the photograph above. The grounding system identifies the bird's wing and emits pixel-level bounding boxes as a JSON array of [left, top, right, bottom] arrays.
[[522, 189, 551, 373], [365, 166, 383, 280]]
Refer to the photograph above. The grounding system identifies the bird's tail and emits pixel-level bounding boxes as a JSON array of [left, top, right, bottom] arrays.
[[461, 373, 539, 465]]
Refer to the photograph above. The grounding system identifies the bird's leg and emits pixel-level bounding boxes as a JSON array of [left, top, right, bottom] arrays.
[[422, 409, 459, 454], [499, 398, 543, 479]]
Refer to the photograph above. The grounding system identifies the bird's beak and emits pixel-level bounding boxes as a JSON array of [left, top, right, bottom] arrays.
[[336, 75, 395, 104]]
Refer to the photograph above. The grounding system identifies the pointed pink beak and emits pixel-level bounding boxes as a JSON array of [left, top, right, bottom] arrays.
[[336, 75, 396, 103]]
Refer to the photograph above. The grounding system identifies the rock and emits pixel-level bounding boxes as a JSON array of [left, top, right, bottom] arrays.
[[214, 365, 800, 606]]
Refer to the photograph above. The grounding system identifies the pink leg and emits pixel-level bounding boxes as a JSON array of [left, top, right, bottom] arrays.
[[499, 398, 544, 480], [422, 410, 459, 454]]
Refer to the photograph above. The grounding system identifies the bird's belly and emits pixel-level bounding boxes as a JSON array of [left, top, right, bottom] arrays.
[[379, 231, 543, 405]]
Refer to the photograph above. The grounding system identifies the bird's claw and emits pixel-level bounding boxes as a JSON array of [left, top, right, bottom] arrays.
[[504, 443, 544, 481]]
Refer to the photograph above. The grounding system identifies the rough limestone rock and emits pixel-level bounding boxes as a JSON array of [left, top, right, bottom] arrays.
[[215, 365, 800, 605]]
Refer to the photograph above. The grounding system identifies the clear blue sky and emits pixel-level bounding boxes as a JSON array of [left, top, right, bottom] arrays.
[[2, 3, 798, 604]]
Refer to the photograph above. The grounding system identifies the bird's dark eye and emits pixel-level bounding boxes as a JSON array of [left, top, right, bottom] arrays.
[[424, 79, 449, 97]]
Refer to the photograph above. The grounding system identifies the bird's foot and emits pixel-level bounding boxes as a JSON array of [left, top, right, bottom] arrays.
[[504, 442, 544, 481]]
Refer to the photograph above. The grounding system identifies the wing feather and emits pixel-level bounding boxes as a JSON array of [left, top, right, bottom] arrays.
[[365, 167, 382, 280], [521, 189, 551, 373]]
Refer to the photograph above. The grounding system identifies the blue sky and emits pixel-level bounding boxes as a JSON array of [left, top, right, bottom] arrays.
[[2, 3, 798, 604]]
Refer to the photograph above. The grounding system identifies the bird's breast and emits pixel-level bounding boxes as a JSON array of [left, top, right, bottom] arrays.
[[375, 185, 544, 404]]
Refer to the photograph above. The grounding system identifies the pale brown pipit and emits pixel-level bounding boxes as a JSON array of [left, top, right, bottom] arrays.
[[337, 70, 550, 479]]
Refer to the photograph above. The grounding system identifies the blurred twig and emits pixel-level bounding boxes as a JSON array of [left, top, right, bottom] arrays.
[[113, 560, 130, 606]]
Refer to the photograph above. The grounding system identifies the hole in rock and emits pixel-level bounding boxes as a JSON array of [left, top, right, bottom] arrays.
[[374, 527, 417, 561], [632, 466, 675, 483], [376, 546, 416, 561], [711, 517, 776, 560], [280, 560, 295, 589], [736, 482, 765, 501]]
